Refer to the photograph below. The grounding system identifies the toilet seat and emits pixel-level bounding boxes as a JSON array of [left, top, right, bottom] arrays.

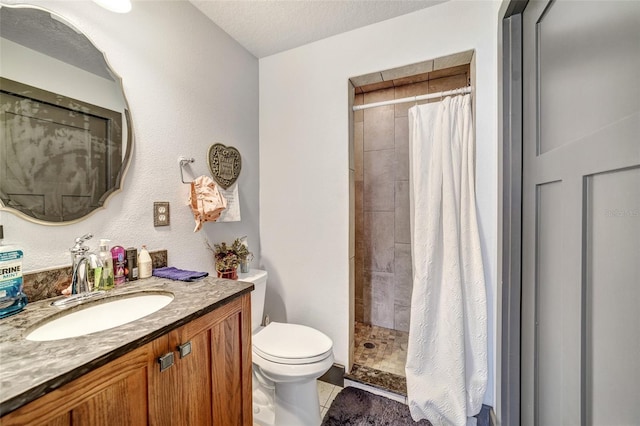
[[253, 322, 333, 365]]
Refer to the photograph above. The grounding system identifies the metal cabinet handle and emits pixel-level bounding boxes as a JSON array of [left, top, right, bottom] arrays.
[[158, 352, 174, 372], [177, 341, 192, 358]]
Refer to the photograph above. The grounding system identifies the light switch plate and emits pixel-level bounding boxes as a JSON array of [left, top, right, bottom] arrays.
[[153, 202, 170, 226]]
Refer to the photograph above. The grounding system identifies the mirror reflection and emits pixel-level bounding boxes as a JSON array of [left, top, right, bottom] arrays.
[[0, 4, 132, 224]]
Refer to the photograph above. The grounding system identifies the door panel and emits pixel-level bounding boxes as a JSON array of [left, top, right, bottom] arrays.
[[586, 167, 640, 425], [522, 1, 640, 425], [537, 1, 640, 154]]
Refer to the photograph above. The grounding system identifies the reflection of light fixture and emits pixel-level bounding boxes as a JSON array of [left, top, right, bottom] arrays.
[[92, 0, 132, 13]]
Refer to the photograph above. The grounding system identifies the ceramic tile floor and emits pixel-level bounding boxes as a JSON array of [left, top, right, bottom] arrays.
[[353, 321, 409, 377], [317, 379, 343, 419]]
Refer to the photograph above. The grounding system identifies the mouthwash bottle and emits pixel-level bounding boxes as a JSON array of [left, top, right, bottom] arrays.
[[0, 225, 28, 318]]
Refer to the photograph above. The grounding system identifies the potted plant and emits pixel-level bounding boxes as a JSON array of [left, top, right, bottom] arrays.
[[206, 238, 252, 279]]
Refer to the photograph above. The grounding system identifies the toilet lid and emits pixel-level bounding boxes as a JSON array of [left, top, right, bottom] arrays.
[[253, 322, 333, 364]]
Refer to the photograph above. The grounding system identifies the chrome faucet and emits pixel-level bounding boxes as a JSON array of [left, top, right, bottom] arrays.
[[52, 234, 106, 307], [71, 253, 102, 295], [69, 234, 102, 295]]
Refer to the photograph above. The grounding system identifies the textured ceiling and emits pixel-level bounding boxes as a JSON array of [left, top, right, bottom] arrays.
[[189, 0, 448, 58]]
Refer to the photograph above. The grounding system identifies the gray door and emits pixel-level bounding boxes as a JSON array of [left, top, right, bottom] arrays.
[[521, 1, 640, 425]]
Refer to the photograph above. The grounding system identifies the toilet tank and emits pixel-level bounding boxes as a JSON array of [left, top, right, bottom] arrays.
[[237, 269, 267, 332]]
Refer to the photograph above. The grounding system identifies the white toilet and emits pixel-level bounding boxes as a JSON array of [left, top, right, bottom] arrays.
[[239, 269, 334, 426]]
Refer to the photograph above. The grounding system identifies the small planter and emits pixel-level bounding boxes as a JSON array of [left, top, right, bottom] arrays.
[[207, 237, 252, 282], [217, 268, 238, 280]]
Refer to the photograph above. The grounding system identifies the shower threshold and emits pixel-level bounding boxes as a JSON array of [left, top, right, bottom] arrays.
[[345, 363, 407, 396]]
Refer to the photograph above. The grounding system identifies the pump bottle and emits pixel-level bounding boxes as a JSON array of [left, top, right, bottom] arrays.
[[96, 239, 114, 290]]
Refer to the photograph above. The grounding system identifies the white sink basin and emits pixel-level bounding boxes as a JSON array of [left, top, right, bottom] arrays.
[[26, 292, 174, 341]]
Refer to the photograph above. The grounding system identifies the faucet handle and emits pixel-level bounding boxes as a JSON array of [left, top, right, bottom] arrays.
[[70, 233, 93, 255], [75, 233, 93, 244]]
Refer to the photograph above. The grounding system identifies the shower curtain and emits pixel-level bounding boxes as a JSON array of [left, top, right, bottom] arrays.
[[405, 94, 487, 426]]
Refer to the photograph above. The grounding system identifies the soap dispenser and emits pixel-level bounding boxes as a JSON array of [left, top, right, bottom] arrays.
[[96, 239, 114, 290]]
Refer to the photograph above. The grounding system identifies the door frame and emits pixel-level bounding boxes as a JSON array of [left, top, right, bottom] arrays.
[[499, 0, 528, 424]]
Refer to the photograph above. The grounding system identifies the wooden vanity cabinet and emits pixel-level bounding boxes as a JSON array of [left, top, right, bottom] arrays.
[[0, 293, 252, 426]]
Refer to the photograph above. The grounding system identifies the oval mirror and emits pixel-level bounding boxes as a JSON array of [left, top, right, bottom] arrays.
[[0, 4, 133, 224]]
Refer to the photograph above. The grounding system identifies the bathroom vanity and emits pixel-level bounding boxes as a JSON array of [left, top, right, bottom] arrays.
[[0, 276, 253, 425]]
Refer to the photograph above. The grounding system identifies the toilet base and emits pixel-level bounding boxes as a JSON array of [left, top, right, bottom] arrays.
[[253, 368, 275, 426], [274, 378, 322, 426], [252, 371, 323, 426], [253, 402, 275, 426]]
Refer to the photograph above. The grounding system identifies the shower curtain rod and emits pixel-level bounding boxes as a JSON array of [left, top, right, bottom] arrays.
[[352, 86, 472, 111]]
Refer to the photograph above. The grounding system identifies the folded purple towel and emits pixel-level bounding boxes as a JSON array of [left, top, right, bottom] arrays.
[[153, 267, 209, 282]]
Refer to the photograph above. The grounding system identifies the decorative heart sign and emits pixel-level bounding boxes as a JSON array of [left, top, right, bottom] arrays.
[[207, 143, 242, 189]]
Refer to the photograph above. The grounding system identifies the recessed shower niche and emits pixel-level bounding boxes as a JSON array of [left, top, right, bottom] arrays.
[[347, 50, 475, 394]]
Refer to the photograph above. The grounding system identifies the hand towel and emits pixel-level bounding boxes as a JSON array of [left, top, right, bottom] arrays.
[[188, 175, 227, 232], [152, 266, 208, 282]]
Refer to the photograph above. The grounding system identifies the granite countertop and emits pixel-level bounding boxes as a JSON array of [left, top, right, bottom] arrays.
[[0, 275, 254, 416]]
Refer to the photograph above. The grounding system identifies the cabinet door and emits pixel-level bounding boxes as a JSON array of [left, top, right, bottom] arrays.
[[0, 345, 149, 426], [148, 328, 213, 426], [174, 329, 213, 425], [211, 293, 252, 426]]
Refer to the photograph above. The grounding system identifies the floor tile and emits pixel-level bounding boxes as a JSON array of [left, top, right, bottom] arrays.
[[326, 386, 341, 407], [317, 380, 334, 406]]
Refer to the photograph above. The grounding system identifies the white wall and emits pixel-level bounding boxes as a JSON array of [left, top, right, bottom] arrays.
[[0, 0, 260, 275], [259, 0, 500, 406]]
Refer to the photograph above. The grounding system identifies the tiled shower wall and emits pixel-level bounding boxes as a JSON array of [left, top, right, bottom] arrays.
[[353, 65, 470, 332]]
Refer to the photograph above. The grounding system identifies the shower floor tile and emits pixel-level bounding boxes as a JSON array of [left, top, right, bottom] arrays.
[[353, 322, 409, 378]]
